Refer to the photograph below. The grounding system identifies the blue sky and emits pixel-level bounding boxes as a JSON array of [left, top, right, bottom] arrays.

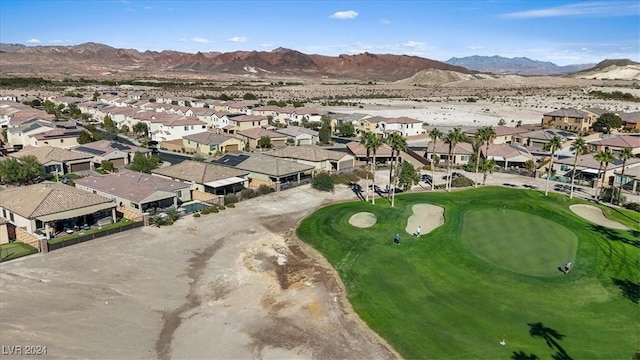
[[1, 0, 638, 65]]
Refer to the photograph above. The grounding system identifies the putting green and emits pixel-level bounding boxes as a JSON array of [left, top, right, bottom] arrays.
[[460, 209, 578, 276]]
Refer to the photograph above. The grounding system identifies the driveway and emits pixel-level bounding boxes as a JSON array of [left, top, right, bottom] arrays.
[[0, 185, 398, 359]]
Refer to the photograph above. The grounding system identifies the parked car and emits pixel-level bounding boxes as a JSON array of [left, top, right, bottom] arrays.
[[421, 174, 433, 184]]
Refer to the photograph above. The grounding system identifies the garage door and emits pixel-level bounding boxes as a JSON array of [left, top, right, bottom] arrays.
[[70, 161, 91, 172], [111, 158, 126, 167], [225, 144, 239, 152]]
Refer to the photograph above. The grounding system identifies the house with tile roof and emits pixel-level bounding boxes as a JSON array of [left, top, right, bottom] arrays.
[[274, 126, 319, 145], [346, 141, 394, 165], [514, 129, 576, 155], [378, 116, 424, 137], [553, 153, 640, 189], [151, 160, 249, 196], [464, 126, 530, 145], [213, 153, 314, 190], [614, 165, 640, 194], [71, 140, 152, 168], [0, 182, 117, 245], [619, 112, 640, 131], [424, 141, 474, 166], [9, 145, 94, 174], [541, 108, 597, 132], [182, 131, 245, 155], [480, 144, 535, 168], [264, 145, 356, 173], [236, 128, 288, 149], [587, 135, 640, 155], [224, 114, 269, 134], [75, 169, 191, 214]]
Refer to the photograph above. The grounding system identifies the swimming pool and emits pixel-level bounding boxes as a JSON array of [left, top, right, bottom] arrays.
[[180, 201, 211, 214]]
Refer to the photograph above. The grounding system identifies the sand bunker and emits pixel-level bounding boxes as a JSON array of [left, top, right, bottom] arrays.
[[569, 204, 629, 230], [405, 204, 445, 235], [349, 212, 377, 228]]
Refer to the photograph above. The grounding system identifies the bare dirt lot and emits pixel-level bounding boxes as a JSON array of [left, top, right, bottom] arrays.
[[0, 185, 398, 359]]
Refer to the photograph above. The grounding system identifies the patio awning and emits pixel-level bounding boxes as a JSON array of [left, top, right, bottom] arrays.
[[204, 176, 246, 188], [580, 169, 600, 174]]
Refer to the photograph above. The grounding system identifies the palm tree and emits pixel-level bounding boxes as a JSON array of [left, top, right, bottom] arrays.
[[479, 158, 496, 185], [444, 127, 466, 192], [568, 137, 588, 199], [616, 147, 633, 204], [473, 126, 496, 188], [362, 131, 382, 204], [594, 148, 614, 200], [428, 128, 442, 191], [386, 133, 407, 207], [543, 135, 563, 196]]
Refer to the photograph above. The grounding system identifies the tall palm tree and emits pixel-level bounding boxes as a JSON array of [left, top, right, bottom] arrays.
[[473, 126, 496, 188], [616, 148, 633, 202], [428, 128, 442, 191], [479, 158, 496, 185], [594, 148, 614, 201], [568, 137, 588, 199], [386, 133, 407, 207], [360, 132, 373, 202], [445, 127, 466, 192], [543, 135, 563, 196], [362, 131, 382, 204]]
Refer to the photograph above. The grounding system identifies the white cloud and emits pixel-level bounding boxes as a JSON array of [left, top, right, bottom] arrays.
[[191, 37, 211, 43], [26, 38, 41, 44], [228, 36, 248, 43], [502, 1, 639, 18], [469, 45, 483, 50], [403, 41, 425, 49], [380, 19, 391, 24], [330, 10, 358, 20]]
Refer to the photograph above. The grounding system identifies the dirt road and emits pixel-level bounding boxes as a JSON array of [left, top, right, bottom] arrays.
[[0, 185, 398, 359]]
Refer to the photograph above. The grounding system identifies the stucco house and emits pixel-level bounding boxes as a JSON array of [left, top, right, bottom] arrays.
[[378, 117, 424, 137], [9, 145, 94, 175], [588, 135, 640, 155], [553, 154, 640, 188], [237, 128, 288, 149], [346, 141, 394, 165], [514, 129, 576, 155], [274, 126, 319, 145], [0, 182, 117, 247], [424, 141, 474, 166], [480, 144, 535, 168], [213, 153, 314, 190], [223, 115, 269, 134], [183, 131, 245, 155], [6, 119, 81, 149], [151, 160, 249, 196], [75, 169, 191, 215], [263, 145, 356, 173], [150, 117, 208, 142], [464, 126, 530, 145], [620, 112, 640, 131], [71, 140, 152, 168], [541, 108, 596, 132]]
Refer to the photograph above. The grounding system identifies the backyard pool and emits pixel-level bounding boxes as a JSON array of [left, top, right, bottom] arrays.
[[180, 201, 211, 214]]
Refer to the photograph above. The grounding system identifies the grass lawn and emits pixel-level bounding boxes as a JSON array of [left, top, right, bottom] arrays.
[[460, 209, 578, 277], [0, 242, 38, 262], [297, 187, 639, 359], [48, 218, 133, 245]]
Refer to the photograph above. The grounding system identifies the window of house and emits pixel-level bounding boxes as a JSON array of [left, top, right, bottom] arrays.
[[132, 203, 139, 209], [561, 165, 570, 171], [60, 139, 64, 143], [36, 219, 43, 229], [9, 212, 14, 222], [2, 209, 6, 218], [184, 126, 188, 131], [175, 190, 182, 197], [461, 155, 469, 161]]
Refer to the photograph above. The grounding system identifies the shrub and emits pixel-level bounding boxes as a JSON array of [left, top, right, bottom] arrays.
[[226, 203, 235, 208], [599, 187, 626, 205], [224, 194, 238, 204], [330, 172, 360, 185], [312, 173, 334, 192], [201, 207, 211, 215], [257, 184, 275, 195], [450, 177, 475, 188], [218, 206, 226, 210], [624, 202, 640, 212], [193, 213, 201, 218], [241, 188, 258, 199], [211, 207, 219, 213]]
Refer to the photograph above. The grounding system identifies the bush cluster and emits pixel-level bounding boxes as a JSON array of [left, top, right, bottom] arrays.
[[623, 202, 640, 212], [330, 172, 360, 185], [311, 173, 334, 192]]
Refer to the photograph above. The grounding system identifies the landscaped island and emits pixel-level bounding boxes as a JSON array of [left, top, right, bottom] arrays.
[[297, 187, 639, 359]]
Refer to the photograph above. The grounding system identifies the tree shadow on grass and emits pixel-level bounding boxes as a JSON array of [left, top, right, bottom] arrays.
[[527, 322, 573, 360], [611, 278, 640, 303], [588, 224, 639, 249], [511, 350, 539, 360]]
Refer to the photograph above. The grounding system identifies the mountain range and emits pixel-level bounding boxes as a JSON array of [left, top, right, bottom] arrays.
[[445, 55, 595, 76], [0, 42, 636, 81]]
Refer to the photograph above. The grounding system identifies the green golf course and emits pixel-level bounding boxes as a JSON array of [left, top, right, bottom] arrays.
[[296, 187, 640, 359]]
